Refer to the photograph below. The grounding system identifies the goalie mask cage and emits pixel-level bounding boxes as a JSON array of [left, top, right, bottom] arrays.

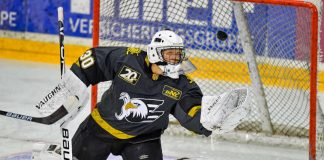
[[91, 0, 323, 159]]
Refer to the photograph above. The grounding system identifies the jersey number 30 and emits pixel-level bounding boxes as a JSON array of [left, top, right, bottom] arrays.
[[80, 50, 95, 69]]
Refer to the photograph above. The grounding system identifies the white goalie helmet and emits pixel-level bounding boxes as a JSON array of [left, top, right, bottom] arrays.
[[147, 30, 186, 79]]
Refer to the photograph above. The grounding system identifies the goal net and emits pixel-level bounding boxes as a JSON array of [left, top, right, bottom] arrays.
[[91, 0, 323, 159]]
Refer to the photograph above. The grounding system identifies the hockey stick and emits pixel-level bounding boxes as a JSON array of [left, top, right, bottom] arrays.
[[0, 89, 80, 125], [0, 7, 68, 125], [0, 105, 68, 125], [57, 7, 74, 160], [58, 7, 65, 78]]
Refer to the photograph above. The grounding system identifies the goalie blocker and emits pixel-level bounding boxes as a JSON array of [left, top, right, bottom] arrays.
[[0, 69, 89, 125], [200, 88, 250, 134], [37, 69, 89, 124]]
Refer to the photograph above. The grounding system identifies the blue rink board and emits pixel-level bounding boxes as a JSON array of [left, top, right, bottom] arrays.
[[0, 0, 297, 58]]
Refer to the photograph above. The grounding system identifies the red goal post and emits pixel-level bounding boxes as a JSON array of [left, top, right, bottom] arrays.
[[91, 0, 100, 110], [231, 0, 320, 159], [91, 0, 323, 159]]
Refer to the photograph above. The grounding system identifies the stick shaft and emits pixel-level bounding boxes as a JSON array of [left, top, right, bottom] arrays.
[[58, 7, 73, 160], [58, 7, 65, 78], [0, 106, 68, 125]]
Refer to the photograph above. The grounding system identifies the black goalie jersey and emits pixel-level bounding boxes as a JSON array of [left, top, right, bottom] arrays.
[[71, 47, 211, 140]]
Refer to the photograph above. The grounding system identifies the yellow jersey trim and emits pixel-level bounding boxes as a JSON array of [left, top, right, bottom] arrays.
[[91, 108, 135, 139], [145, 56, 150, 67], [188, 106, 201, 117]]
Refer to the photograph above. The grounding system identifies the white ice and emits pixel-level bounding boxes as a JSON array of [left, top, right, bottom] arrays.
[[0, 59, 308, 160]]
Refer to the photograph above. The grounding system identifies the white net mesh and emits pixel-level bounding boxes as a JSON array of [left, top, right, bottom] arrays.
[[94, 0, 323, 159]]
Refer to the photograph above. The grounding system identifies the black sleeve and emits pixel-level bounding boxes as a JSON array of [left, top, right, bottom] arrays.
[[70, 47, 123, 86], [171, 80, 212, 137]]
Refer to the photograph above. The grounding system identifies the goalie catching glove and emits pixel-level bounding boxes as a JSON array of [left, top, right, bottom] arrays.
[[200, 88, 251, 134]]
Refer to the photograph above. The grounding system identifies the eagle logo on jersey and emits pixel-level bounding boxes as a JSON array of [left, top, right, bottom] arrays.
[[115, 92, 164, 123]]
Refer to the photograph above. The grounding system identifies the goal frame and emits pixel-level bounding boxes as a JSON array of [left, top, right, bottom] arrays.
[[90, 0, 320, 159], [231, 1, 319, 159], [91, 0, 100, 111]]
